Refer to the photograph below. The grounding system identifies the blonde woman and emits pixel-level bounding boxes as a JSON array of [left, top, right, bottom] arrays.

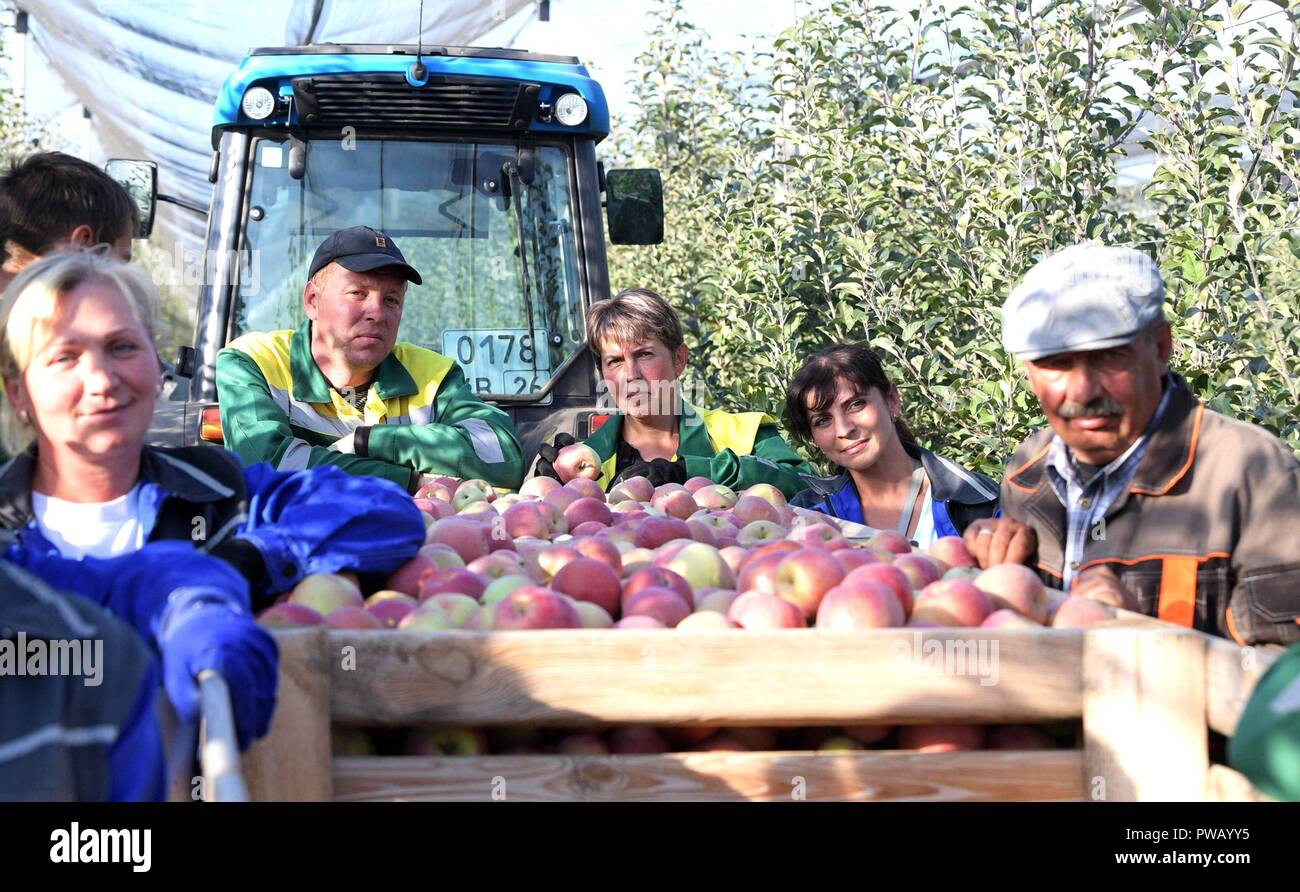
[[0, 250, 425, 745]]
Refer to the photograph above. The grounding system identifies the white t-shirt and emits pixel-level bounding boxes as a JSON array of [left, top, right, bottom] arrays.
[[32, 484, 149, 559], [910, 490, 938, 548]]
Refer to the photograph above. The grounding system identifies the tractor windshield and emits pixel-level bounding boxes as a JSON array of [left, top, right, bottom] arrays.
[[233, 137, 584, 400]]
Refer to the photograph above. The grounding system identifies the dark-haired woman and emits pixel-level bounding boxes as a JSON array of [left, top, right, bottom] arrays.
[[784, 344, 999, 545]]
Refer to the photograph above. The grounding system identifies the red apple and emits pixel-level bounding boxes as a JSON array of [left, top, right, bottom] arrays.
[[693, 483, 738, 509], [928, 535, 977, 569], [397, 606, 458, 631], [465, 552, 524, 581], [574, 601, 615, 628], [563, 496, 613, 530], [911, 579, 995, 628], [365, 591, 418, 628], [519, 475, 562, 499], [623, 587, 692, 628], [844, 563, 915, 616], [980, 608, 1042, 629], [693, 588, 739, 614], [324, 605, 385, 629], [566, 477, 605, 501], [553, 442, 602, 483], [418, 542, 467, 570], [815, 580, 905, 630], [867, 531, 912, 555], [737, 519, 788, 548], [676, 611, 736, 631], [385, 553, 438, 598], [480, 574, 536, 606], [652, 489, 699, 520], [419, 567, 486, 601], [684, 476, 714, 494], [610, 475, 655, 503], [786, 521, 848, 551], [622, 566, 693, 608], [1051, 595, 1116, 628], [974, 563, 1050, 624], [427, 516, 492, 563], [534, 544, 583, 581], [633, 516, 693, 550], [736, 550, 787, 596], [774, 548, 846, 617], [543, 485, 584, 515], [257, 603, 324, 628], [570, 536, 623, 574], [289, 573, 363, 616], [656, 541, 736, 592], [742, 483, 788, 508], [732, 495, 782, 526], [894, 553, 944, 590], [834, 548, 880, 573], [492, 587, 583, 630], [898, 724, 985, 752], [551, 558, 623, 615], [503, 501, 564, 540], [728, 591, 806, 629], [420, 593, 481, 626], [614, 615, 668, 629]]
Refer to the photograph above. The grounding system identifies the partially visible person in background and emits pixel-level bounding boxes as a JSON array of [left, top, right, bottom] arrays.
[[784, 343, 1000, 545], [0, 151, 136, 293]]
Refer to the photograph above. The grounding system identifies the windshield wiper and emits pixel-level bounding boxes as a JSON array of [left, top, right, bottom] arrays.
[[502, 150, 540, 380]]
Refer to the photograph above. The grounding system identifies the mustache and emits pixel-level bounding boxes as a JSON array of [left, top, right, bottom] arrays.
[[1058, 396, 1125, 419]]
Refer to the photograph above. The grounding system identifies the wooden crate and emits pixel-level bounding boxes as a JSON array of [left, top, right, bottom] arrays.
[[240, 618, 1279, 802]]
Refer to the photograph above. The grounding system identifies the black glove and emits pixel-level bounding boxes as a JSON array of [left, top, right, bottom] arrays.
[[533, 432, 577, 481], [612, 458, 688, 488]]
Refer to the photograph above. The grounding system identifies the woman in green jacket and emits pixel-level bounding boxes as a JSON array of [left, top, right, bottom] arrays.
[[536, 288, 811, 498]]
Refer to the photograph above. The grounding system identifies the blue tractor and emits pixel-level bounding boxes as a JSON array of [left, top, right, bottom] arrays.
[[111, 43, 662, 460]]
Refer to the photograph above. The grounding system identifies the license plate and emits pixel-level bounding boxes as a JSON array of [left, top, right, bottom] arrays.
[[441, 328, 550, 397]]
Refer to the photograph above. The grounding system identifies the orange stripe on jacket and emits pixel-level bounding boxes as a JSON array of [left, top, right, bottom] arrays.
[[1156, 556, 1199, 627]]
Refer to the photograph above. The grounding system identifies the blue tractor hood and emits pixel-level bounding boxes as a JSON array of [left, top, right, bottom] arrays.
[[213, 44, 611, 146]]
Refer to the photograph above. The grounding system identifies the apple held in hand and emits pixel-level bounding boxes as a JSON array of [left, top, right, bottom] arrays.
[[553, 442, 603, 483]]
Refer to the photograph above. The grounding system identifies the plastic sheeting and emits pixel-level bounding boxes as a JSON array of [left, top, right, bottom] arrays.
[[20, 0, 541, 248]]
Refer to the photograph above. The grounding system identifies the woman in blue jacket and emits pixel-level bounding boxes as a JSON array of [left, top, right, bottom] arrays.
[[0, 250, 425, 745], [784, 344, 998, 545]]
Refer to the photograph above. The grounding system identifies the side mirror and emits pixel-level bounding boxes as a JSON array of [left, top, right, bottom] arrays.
[[605, 168, 664, 245], [105, 159, 158, 239]]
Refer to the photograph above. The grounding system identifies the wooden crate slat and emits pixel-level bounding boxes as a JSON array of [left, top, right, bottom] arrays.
[[1206, 636, 1280, 737], [325, 628, 1084, 726], [331, 750, 1085, 802], [244, 628, 333, 802], [1083, 627, 1207, 802]]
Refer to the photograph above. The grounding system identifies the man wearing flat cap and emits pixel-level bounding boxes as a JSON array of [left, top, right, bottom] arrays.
[[216, 225, 524, 493], [965, 243, 1300, 646]]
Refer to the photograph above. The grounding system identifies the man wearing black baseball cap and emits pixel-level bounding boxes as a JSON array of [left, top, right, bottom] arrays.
[[215, 226, 524, 493]]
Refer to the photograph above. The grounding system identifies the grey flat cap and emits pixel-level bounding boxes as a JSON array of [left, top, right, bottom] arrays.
[[1002, 243, 1165, 360]]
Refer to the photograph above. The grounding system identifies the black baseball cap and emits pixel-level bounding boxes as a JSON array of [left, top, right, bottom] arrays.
[[307, 225, 422, 285]]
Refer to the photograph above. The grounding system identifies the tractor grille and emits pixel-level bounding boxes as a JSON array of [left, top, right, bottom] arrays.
[[292, 74, 541, 130]]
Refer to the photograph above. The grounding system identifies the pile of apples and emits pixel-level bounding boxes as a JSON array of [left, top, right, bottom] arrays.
[[334, 721, 1071, 757], [257, 460, 1118, 633]]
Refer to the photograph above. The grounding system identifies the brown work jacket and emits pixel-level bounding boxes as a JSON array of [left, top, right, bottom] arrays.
[[1001, 374, 1300, 646]]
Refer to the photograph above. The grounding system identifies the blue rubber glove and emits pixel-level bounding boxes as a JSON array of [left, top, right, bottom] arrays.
[[6, 541, 279, 750], [158, 596, 279, 750]]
